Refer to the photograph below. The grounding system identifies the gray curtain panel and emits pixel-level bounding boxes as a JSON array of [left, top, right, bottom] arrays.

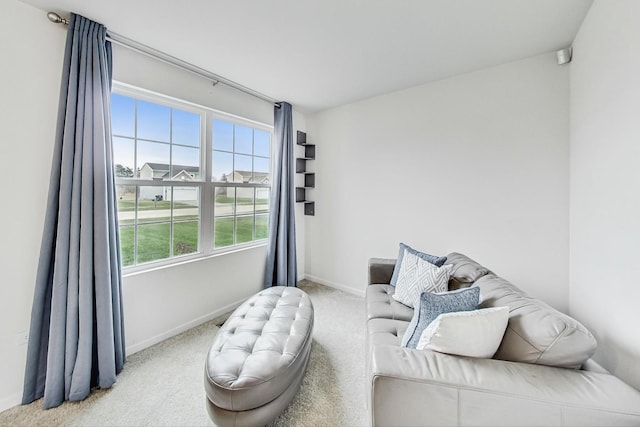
[[22, 13, 125, 409], [264, 102, 297, 287]]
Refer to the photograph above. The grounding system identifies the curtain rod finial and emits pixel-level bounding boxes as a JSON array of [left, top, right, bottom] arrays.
[[47, 12, 69, 25]]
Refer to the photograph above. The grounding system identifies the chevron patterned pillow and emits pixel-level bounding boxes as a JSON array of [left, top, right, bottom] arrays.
[[392, 250, 453, 308]]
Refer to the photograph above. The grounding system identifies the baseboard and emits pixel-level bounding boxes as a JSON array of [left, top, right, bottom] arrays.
[[126, 298, 245, 355], [0, 392, 22, 413], [304, 274, 365, 298]]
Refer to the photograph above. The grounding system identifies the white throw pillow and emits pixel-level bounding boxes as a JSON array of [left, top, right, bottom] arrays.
[[416, 306, 509, 358], [392, 250, 452, 308]]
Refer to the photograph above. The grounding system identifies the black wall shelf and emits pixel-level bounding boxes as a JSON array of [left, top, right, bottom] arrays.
[[296, 131, 315, 216]]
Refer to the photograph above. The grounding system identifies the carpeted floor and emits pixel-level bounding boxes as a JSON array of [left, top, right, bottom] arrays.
[[0, 280, 367, 427]]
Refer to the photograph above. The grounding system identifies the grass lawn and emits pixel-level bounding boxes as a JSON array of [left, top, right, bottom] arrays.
[[213, 214, 268, 248], [120, 214, 268, 266]]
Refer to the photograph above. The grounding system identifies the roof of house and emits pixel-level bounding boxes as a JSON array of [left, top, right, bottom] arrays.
[[144, 162, 200, 173], [234, 170, 269, 178]]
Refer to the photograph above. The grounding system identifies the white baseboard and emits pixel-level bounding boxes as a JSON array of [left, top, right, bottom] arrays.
[[304, 274, 366, 298], [126, 298, 245, 355], [0, 392, 22, 413]]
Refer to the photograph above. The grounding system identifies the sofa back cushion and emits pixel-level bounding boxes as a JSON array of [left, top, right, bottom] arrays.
[[445, 252, 492, 290], [474, 274, 597, 369]]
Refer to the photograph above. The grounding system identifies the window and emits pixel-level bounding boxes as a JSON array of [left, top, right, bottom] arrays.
[[212, 120, 271, 249], [111, 85, 271, 269]]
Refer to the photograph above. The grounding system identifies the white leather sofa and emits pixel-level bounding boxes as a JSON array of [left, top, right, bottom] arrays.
[[366, 253, 640, 426]]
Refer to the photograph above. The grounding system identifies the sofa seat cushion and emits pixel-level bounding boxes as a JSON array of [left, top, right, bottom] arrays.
[[368, 318, 408, 347], [366, 284, 414, 322], [474, 274, 597, 369]]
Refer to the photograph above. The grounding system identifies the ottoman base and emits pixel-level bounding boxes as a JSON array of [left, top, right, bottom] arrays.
[[205, 353, 309, 427]]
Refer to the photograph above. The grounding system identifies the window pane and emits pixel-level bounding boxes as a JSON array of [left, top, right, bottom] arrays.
[[212, 119, 233, 152], [138, 100, 170, 142], [173, 221, 198, 256], [236, 216, 254, 244], [233, 154, 252, 182], [254, 130, 270, 157], [234, 125, 252, 155], [214, 217, 234, 248], [171, 146, 200, 180], [253, 157, 270, 183], [119, 225, 135, 266], [116, 185, 137, 225], [111, 93, 135, 137], [212, 151, 233, 182], [236, 187, 254, 216], [256, 214, 269, 240], [137, 223, 170, 263], [172, 109, 200, 147], [215, 187, 235, 216], [138, 186, 171, 223], [113, 137, 135, 177], [172, 187, 199, 221], [256, 188, 269, 213], [137, 141, 170, 179]]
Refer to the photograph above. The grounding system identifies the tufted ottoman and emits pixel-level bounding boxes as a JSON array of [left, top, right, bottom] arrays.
[[204, 286, 314, 427]]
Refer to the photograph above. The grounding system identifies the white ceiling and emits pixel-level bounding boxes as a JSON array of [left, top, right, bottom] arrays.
[[20, 0, 593, 113]]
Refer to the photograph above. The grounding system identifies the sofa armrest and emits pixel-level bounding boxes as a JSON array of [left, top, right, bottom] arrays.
[[369, 345, 640, 427], [368, 258, 396, 285]]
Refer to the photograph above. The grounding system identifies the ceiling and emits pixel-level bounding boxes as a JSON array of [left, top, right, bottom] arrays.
[[20, 0, 593, 113]]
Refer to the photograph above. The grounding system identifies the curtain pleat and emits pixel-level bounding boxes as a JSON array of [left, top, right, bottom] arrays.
[[264, 102, 297, 287], [22, 13, 125, 409]]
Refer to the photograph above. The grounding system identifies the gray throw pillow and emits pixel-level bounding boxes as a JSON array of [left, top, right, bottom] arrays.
[[401, 287, 480, 349], [390, 243, 447, 286]]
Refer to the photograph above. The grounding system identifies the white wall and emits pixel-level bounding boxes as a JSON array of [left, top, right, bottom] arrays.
[[569, 0, 640, 390], [0, 0, 64, 411], [305, 53, 570, 309], [0, 1, 306, 411]]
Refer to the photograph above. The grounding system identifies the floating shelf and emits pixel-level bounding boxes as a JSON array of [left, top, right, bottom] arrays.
[[296, 131, 307, 145], [296, 131, 315, 216], [295, 158, 307, 173], [304, 202, 315, 216], [303, 144, 315, 159], [304, 173, 315, 188]]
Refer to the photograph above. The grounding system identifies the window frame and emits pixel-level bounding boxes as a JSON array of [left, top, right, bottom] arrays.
[[112, 82, 273, 274]]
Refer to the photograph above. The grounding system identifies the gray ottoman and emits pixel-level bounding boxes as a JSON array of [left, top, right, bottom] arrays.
[[204, 286, 314, 426]]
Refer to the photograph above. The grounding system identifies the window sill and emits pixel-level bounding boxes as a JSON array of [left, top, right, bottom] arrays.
[[122, 241, 268, 278]]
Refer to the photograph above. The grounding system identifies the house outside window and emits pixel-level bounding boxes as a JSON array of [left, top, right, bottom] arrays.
[[111, 84, 272, 269]]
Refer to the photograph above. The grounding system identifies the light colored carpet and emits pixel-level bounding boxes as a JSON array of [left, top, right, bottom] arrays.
[[0, 280, 367, 427]]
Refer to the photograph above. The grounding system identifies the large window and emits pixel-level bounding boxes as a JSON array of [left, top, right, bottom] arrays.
[[111, 85, 271, 269]]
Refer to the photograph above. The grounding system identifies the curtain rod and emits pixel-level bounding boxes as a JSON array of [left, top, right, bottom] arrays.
[[47, 12, 281, 108]]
